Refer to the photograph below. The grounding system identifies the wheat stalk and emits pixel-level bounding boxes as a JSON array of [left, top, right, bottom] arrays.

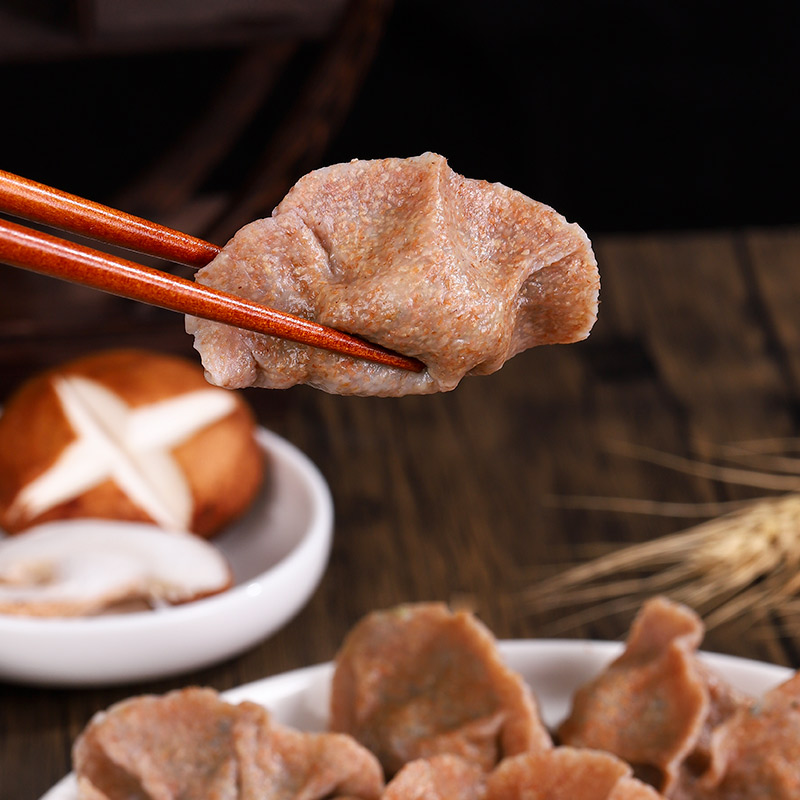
[[523, 440, 800, 633]]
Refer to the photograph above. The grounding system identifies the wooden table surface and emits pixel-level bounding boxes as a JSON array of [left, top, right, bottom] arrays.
[[2, 224, 800, 799]]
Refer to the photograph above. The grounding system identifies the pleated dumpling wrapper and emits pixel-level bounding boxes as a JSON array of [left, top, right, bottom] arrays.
[[486, 748, 665, 800], [73, 687, 385, 800], [558, 597, 750, 796], [381, 749, 665, 800], [382, 755, 486, 800], [188, 153, 599, 396], [330, 602, 552, 776], [690, 671, 800, 799]]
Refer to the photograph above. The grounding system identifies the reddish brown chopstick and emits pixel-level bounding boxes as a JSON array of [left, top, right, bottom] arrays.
[[0, 170, 219, 268], [0, 172, 424, 373]]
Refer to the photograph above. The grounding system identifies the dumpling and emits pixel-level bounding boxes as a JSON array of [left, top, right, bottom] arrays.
[[486, 748, 664, 800], [382, 755, 486, 800], [557, 597, 749, 795], [329, 603, 551, 775], [690, 672, 800, 799], [380, 749, 664, 800], [188, 153, 598, 396], [73, 687, 384, 800]]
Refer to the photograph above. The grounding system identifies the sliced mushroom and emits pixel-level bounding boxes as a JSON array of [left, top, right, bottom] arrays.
[[0, 520, 232, 617]]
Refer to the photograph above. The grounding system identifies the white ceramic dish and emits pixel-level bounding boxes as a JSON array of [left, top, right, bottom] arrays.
[[0, 427, 333, 687], [39, 639, 792, 800]]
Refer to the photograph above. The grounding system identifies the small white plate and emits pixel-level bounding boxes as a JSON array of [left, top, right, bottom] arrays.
[[0, 427, 333, 687], [40, 639, 793, 800]]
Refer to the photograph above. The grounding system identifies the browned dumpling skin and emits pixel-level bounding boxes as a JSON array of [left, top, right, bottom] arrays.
[[485, 748, 664, 800], [681, 659, 751, 786], [557, 597, 749, 796], [187, 153, 598, 396], [73, 687, 384, 800], [382, 755, 486, 800], [687, 672, 800, 799], [330, 603, 551, 776]]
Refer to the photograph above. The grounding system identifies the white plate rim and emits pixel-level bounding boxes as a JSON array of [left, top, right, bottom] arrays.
[[38, 638, 794, 800]]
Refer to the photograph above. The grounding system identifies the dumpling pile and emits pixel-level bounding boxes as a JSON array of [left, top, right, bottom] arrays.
[[558, 597, 800, 799], [331, 603, 661, 800], [69, 598, 800, 799], [71, 604, 662, 800]]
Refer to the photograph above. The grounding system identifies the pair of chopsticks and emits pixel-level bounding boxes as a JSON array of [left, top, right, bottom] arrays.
[[0, 170, 423, 372]]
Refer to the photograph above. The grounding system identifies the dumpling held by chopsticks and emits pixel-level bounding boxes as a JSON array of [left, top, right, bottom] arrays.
[[187, 153, 599, 396]]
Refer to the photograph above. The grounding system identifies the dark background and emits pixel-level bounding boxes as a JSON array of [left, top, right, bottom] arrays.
[[329, 0, 800, 233], [0, 0, 798, 236]]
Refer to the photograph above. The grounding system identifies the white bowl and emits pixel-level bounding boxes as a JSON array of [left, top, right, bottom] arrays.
[[40, 639, 793, 800], [0, 427, 333, 686]]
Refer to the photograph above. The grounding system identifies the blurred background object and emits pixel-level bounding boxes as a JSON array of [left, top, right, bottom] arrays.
[[0, 0, 797, 379], [0, 0, 393, 380], [0, 0, 390, 239], [1, 0, 797, 235]]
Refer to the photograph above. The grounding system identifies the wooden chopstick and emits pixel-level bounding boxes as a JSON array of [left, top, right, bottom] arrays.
[[0, 170, 219, 268], [0, 171, 424, 373]]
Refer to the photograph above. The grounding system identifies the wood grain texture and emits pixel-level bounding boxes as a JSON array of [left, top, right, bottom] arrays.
[[2, 226, 800, 799]]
